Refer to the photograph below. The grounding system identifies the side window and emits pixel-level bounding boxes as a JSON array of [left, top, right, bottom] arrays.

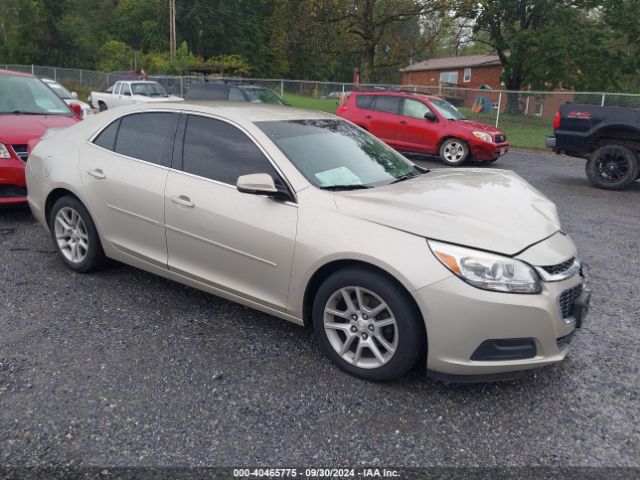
[[114, 83, 121, 95], [228, 87, 245, 102], [402, 98, 433, 119], [355, 94, 373, 110], [93, 119, 120, 151], [373, 96, 401, 115], [114, 112, 180, 167], [182, 115, 279, 185], [122, 84, 132, 96]]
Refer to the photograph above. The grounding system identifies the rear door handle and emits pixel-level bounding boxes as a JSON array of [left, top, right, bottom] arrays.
[[365, 115, 373, 119], [170, 195, 195, 208], [399, 120, 407, 124], [87, 169, 106, 180]]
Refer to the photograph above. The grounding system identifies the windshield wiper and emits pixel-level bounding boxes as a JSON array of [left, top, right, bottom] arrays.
[[10, 110, 43, 115], [390, 168, 428, 184], [319, 184, 371, 191]]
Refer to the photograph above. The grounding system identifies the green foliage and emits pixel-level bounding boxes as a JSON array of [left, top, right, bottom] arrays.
[[98, 40, 132, 72], [206, 54, 252, 77]]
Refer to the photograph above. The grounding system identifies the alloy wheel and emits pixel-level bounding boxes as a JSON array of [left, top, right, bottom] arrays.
[[595, 151, 630, 183], [443, 141, 465, 163], [323, 286, 398, 369], [54, 207, 89, 264]]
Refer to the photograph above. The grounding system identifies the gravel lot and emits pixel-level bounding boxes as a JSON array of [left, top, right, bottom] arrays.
[[1, 149, 639, 468]]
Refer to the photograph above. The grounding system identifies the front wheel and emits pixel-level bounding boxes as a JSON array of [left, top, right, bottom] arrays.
[[98, 101, 107, 112], [49, 196, 106, 272], [439, 138, 469, 166], [586, 144, 639, 190], [312, 267, 426, 382]]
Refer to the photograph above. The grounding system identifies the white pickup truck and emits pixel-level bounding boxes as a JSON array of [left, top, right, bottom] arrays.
[[88, 80, 182, 112]]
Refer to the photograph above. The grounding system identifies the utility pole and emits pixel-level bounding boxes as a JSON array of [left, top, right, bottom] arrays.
[[169, 0, 176, 62]]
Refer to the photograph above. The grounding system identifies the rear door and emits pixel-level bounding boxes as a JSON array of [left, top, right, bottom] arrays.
[[369, 95, 402, 146], [80, 111, 180, 267], [395, 98, 439, 154]]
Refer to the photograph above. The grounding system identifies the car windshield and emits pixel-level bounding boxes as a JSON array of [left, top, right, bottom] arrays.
[[430, 98, 466, 120], [257, 119, 419, 189], [46, 81, 74, 100], [0, 75, 72, 115], [131, 82, 169, 97], [245, 88, 287, 105]]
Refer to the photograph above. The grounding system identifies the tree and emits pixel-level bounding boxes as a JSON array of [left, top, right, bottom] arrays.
[[453, 0, 605, 112], [312, 0, 441, 82], [98, 40, 132, 72]]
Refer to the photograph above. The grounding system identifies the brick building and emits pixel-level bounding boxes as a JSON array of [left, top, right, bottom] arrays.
[[400, 54, 572, 119]]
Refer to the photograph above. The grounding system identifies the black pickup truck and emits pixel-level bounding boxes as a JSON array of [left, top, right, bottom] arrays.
[[546, 103, 640, 189]]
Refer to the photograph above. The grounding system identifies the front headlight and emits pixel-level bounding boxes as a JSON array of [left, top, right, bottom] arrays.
[[472, 131, 493, 143], [0, 143, 12, 159], [428, 240, 541, 293]]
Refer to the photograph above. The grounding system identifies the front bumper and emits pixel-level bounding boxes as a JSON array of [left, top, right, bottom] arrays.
[[413, 272, 585, 376], [471, 142, 510, 161], [0, 156, 27, 205]]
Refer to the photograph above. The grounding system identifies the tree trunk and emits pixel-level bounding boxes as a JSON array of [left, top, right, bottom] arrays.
[[505, 71, 524, 115]]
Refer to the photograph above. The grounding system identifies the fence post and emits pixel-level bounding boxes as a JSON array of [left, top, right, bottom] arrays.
[[601, 93, 606, 107], [280, 80, 284, 99], [79, 69, 83, 86], [495, 91, 502, 128], [180, 77, 184, 98], [31, 64, 34, 75], [54, 67, 57, 81]]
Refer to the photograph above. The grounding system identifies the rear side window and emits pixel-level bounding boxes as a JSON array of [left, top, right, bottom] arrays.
[[355, 94, 374, 109], [373, 96, 401, 114], [114, 112, 180, 167], [181, 115, 278, 185], [93, 119, 120, 151], [184, 83, 228, 101], [228, 87, 245, 101]]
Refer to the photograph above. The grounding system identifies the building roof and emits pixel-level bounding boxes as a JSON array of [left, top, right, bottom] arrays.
[[400, 54, 501, 73]]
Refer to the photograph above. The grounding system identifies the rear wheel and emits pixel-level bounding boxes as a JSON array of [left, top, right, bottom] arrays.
[[586, 144, 639, 190], [312, 267, 426, 382], [49, 196, 106, 272], [439, 138, 469, 166]]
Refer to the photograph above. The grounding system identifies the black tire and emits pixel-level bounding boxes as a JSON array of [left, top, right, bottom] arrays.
[[312, 267, 426, 382], [49, 196, 106, 273], [586, 144, 639, 190], [98, 101, 107, 112], [439, 138, 469, 166]]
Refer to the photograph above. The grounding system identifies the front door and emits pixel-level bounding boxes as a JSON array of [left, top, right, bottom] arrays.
[[164, 113, 297, 310], [395, 98, 439, 154]]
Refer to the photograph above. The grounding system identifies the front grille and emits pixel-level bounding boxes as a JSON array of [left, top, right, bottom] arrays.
[[0, 185, 27, 198], [559, 284, 583, 318], [542, 257, 576, 276], [11, 145, 28, 162], [495, 134, 507, 143], [556, 330, 576, 349]]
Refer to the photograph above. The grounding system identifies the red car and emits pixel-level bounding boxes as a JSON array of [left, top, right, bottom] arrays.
[[337, 90, 509, 166], [0, 70, 81, 205]]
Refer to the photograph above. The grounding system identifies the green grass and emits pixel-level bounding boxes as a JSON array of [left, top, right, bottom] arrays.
[[284, 94, 553, 150]]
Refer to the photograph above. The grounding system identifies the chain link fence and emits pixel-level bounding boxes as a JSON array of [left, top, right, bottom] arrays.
[[5, 64, 640, 149]]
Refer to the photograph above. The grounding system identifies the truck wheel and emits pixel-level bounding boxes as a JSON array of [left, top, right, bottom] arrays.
[[98, 102, 107, 112], [586, 145, 639, 190], [439, 138, 469, 166]]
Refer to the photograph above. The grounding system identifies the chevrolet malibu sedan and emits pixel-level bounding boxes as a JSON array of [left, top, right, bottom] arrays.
[[26, 102, 589, 382]]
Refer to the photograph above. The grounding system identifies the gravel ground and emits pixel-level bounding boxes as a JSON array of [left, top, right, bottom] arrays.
[[1, 149, 639, 468]]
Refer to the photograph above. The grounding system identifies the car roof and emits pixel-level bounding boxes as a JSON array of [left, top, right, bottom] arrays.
[[354, 90, 440, 102], [0, 69, 34, 78], [107, 101, 335, 123]]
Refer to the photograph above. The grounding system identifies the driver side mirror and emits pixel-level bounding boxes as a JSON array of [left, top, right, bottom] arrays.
[[424, 111, 437, 121], [236, 173, 278, 195]]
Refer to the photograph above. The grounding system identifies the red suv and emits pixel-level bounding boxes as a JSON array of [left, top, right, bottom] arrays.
[[337, 91, 509, 166], [0, 70, 80, 205]]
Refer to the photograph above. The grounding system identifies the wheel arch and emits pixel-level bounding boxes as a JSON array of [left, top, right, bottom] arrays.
[[592, 126, 640, 153], [302, 259, 427, 341], [44, 187, 87, 227]]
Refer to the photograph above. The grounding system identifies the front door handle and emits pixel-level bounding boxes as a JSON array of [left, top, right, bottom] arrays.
[[170, 195, 195, 208], [399, 120, 407, 124], [365, 115, 373, 119], [87, 169, 106, 180]]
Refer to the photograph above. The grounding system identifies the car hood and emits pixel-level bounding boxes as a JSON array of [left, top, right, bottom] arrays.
[[333, 169, 560, 256], [0, 114, 77, 144], [450, 119, 504, 135]]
